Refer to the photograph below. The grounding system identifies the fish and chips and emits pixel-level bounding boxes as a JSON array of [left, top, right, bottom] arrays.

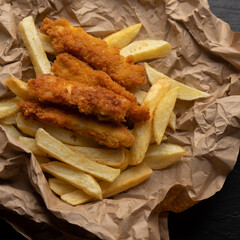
[[0, 15, 210, 206]]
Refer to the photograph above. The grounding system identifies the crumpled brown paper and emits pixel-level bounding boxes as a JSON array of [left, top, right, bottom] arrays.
[[0, 0, 240, 239]]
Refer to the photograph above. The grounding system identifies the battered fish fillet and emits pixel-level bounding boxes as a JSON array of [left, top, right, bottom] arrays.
[[51, 53, 150, 122], [19, 101, 135, 148], [40, 17, 147, 89], [28, 74, 131, 122]]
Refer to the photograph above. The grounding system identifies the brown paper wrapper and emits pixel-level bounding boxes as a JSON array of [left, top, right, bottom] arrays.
[[0, 0, 240, 239]]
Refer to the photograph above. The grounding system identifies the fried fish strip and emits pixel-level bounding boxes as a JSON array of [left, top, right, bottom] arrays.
[[51, 53, 150, 122], [19, 101, 135, 148], [28, 74, 131, 122], [41, 17, 147, 89]]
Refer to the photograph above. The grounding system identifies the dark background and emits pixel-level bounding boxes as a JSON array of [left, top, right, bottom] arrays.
[[0, 0, 240, 239]]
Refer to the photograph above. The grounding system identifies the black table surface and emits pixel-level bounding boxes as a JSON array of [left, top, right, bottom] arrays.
[[1, 1, 240, 239]]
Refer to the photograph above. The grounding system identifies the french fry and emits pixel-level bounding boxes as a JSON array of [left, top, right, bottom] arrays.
[[104, 23, 142, 49], [4, 77, 29, 100], [0, 97, 20, 119], [34, 155, 51, 164], [130, 89, 147, 105], [120, 40, 171, 63], [37, 32, 57, 55], [168, 111, 176, 131], [130, 120, 152, 165], [0, 123, 22, 139], [100, 162, 152, 198], [61, 189, 92, 205], [68, 146, 126, 168], [153, 87, 179, 145], [4, 77, 30, 100], [36, 128, 120, 182], [150, 134, 167, 145], [119, 148, 130, 171], [16, 113, 44, 137], [145, 63, 210, 100], [18, 136, 50, 157], [18, 16, 51, 77], [144, 143, 186, 169], [16, 113, 97, 147], [41, 161, 102, 199], [129, 80, 170, 165], [61, 162, 152, 205], [49, 178, 77, 196], [0, 113, 17, 125]]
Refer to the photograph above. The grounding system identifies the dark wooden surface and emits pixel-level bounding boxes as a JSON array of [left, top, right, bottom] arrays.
[[0, 1, 240, 239]]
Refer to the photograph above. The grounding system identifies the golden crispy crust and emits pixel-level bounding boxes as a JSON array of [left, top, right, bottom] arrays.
[[51, 53, 137, 103], [41, 17, 147, 89], [51, 53, 150, 122], [28, 74, 131, 122], [19, 101, 135, 148]]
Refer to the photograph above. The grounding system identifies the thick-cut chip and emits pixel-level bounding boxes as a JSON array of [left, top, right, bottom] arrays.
[[129, 120, 152, 165], [150, 134, 167, 145], [0, 113, 17, 125], [34, 155, 51, 164], [19, 136, 50, 157], [16, 113, 97, 147], [145, 63, 210, 100], [0, 97, 20, 119], [68, 146, 126, 168], [37, 32, 57, 55], [119, 148, 130, 171], [103, 23, 142, 49], [100, 162, 152, 198], [168, 111, 176, 131], [18, 16, 51, 77], [130, 89, 147, 105], [0, 123, 22, 139], [41, 161, 102, 199], [4, 77, 30, 100], [120, 40, 171, 63], [153, 87, 179, 145], [36, 128, 120, 182], [61, 190, 92, 205], [144, 143, 186, 169], [49, 178, 77, 196], [61, 162, 152, 205], [129, 80, 170, 165]]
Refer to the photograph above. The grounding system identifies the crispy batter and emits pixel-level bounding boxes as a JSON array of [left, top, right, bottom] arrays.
[[51, 53, 137, 102], [19, 101, 135, 148], [51, 53, 150, 122], [41, 17, 147, 89], [28, 74, 132, 122]]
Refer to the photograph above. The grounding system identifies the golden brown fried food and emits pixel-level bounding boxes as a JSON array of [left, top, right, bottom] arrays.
[[28, 74, 132, 122], [19, 101, 135, 148], [51, 53, 150, 122], [41, 17, 147, 89], [52, 53, 137, 102]]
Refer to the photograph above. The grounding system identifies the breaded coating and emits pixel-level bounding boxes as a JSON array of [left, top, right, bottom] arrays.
[[19, 101, 135, 148], [52, 53, 150, 122], [41, 17, 147, 89], [52, 53, 137, 103], [28, 74, 131, 122]]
